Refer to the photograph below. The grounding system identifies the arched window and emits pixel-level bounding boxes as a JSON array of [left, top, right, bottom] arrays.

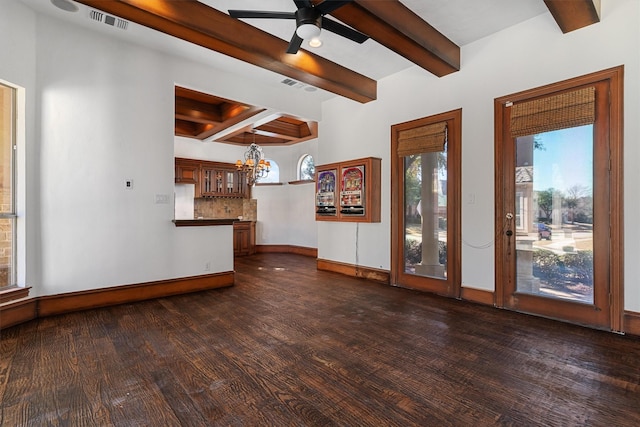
[[298, 154, 315, 181], [258, 159, 279, 183]]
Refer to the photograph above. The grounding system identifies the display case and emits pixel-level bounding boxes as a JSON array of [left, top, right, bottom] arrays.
[[175, 158, 249, 199], [315, 157, 381, 223]]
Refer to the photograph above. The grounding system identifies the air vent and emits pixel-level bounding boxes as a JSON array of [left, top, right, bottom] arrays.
[[89, 9, 129, 30], [280, 78, 315, 91]]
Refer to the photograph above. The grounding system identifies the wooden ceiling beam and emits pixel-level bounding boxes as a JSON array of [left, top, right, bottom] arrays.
[[256, 121, 307, 139], [74, 0, 377, 103], [196, 106, 266, 141], [216, 117, 317, 146], [544, 0, 600, 33], [175, 119, 204, 138], [326, 0, 460, 77], [175, 97, 223, 124]]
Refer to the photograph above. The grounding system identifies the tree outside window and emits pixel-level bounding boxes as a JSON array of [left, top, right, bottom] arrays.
[[299, 154, 315, 181]]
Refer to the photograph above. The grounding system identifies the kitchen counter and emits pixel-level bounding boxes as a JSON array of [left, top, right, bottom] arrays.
[[172, 218, 236, 227]]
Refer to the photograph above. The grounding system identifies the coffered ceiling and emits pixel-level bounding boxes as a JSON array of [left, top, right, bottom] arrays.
[[175, 86, 317, 145], [174, 86, 265, 140]]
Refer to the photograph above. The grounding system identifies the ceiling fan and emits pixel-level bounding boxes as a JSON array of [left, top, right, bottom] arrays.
[[228, 0, 369, 54]]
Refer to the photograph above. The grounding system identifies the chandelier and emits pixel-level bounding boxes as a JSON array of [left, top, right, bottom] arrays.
[[235, 131, 270, 186]]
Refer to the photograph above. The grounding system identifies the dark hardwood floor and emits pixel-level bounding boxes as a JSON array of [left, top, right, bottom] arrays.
[[1, 253, 639, 426]]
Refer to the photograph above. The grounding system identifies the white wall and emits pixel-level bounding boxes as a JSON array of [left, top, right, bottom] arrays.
[[317, 0, 640, 311], [252, 139, 318, 248], [3, 0, 639, 315], [0, 1, 320, 297], [0, 1, 37, 291]]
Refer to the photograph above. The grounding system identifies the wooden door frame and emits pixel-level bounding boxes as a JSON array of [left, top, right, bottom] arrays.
[[494, 66, 624, 332], [391, 109, 462, 297]]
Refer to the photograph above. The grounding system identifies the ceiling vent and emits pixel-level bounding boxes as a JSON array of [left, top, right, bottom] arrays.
[[280, 78, 316, 92], [89, 9, 129, 30]]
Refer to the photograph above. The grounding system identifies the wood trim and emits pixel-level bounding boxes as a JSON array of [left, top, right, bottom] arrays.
[[623, 311, 640, 337], [544, 0, 600, 33], [607, 66, 625, 333], [173, 219, 235, 226], [256, 245, 317, 258], [74, 0, 377, 103], [332, 0, 460, 77], [317, 258, 390, 284], [0, 286, 30, 304], [287, 180, 314, 185], [0, 299, 37, 330], [38, 272, 234, 317], [460, 287, 495, 307]]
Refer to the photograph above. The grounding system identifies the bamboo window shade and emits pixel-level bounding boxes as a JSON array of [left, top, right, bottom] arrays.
[[510, 86, 595, 138], [396, 121, 447, 156]]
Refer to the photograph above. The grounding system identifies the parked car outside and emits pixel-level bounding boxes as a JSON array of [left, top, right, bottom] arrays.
[[537, 223, 552, 240]]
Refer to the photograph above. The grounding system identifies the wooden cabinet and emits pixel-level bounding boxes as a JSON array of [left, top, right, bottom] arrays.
[[315, 157, 381, 223], [175, 159, 199, 184], [201, 167, 248, 198], [175, 158, 250, 199], [233, 221, 255, 256]]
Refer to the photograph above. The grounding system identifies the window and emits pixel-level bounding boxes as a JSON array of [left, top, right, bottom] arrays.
[[0, 83, 16, 288], [298, 154, 315, 181], [258, 159, 279, 183]]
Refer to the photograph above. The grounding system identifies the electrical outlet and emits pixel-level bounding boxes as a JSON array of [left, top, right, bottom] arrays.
[[125, 179, 133, 189], [204, 262, 211, 271]]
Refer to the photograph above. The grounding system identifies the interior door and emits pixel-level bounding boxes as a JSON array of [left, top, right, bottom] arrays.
[[495, 70, 623, 330], [391, 110, 461, 297]]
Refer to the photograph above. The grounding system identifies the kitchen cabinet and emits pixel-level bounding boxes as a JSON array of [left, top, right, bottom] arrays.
[[175, 159, 199, 184], [175, 158, 250, 199], [233, 221, 255, 256], [315, 157, 381, 223], [201, 167, 247, 198]]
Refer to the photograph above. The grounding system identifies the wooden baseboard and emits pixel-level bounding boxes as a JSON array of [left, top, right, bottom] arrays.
[[623, 310, 640, 337], [256, 244, 317, 258], [0, 299, 38, 330], [317, 258, 390, 284], [0, 272, 234, 331], [460, 286, 495, 306]]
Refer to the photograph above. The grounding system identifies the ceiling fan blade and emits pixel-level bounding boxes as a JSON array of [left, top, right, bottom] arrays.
[[286, 32, 304, 54], [228, 10, 295, 19], [315, 0, 353, 15], [322, 17, 368, 43]]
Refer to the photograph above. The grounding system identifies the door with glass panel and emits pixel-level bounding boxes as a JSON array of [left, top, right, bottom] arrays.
[[391, 110, 460, 296], [495, 69, 623, 330]]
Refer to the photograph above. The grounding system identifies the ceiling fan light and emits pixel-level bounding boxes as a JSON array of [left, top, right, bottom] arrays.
[[51, 0, 79, 12], [296, 23, 321, 40], [308, 37, 323, 48]]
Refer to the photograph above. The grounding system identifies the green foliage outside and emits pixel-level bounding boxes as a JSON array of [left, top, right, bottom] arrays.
[[532, 249, 593, 285]]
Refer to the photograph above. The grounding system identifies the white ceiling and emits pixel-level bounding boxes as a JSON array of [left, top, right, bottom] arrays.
[[21, 0, 549, 102]]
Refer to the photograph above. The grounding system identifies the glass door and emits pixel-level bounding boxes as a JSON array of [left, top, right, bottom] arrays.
[[391, 110, 461, 296], [495, 69, 624, 330]]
